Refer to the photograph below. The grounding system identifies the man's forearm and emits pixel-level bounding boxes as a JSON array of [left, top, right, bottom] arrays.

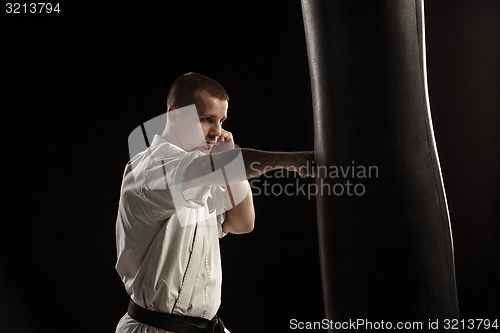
[[240, 148, 303, 178], [183, 148, 314, 189]]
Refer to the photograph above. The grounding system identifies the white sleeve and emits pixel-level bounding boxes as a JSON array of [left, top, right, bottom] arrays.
[[217, 212, 227, 238], [144, 150, 210, 220]]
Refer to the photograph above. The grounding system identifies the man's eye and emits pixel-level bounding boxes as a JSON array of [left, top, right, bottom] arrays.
[[200, 118, 210, 123]]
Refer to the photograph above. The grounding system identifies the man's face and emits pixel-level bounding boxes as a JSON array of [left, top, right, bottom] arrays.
[[194, 91, 228, 152]]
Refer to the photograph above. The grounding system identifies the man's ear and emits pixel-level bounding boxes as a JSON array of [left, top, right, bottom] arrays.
[[167, 105, 177, 122]]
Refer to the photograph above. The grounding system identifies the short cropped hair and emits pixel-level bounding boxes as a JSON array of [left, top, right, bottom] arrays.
[[166, 72, 229, 109]]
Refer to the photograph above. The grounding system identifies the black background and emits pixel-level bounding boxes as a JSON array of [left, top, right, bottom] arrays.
[[1, 1, 499, 332]]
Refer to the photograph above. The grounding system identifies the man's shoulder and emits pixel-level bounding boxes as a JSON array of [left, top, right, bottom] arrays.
[[136, 138, 187, 163]]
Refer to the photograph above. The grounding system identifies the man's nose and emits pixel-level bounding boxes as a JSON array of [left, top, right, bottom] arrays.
[[209, 123, 222, 137]]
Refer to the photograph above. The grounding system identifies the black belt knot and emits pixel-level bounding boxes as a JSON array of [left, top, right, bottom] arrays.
[[127, 299, 225, 333]]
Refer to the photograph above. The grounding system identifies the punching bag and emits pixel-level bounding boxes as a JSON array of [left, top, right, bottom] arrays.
[[300, 0, 459, 331]]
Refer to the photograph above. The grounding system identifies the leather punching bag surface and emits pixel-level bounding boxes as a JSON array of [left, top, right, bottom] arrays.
[[301, 0, 459, 331]]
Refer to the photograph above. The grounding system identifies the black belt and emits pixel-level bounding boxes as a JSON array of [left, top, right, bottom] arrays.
[[127, 299, 225, 333]]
